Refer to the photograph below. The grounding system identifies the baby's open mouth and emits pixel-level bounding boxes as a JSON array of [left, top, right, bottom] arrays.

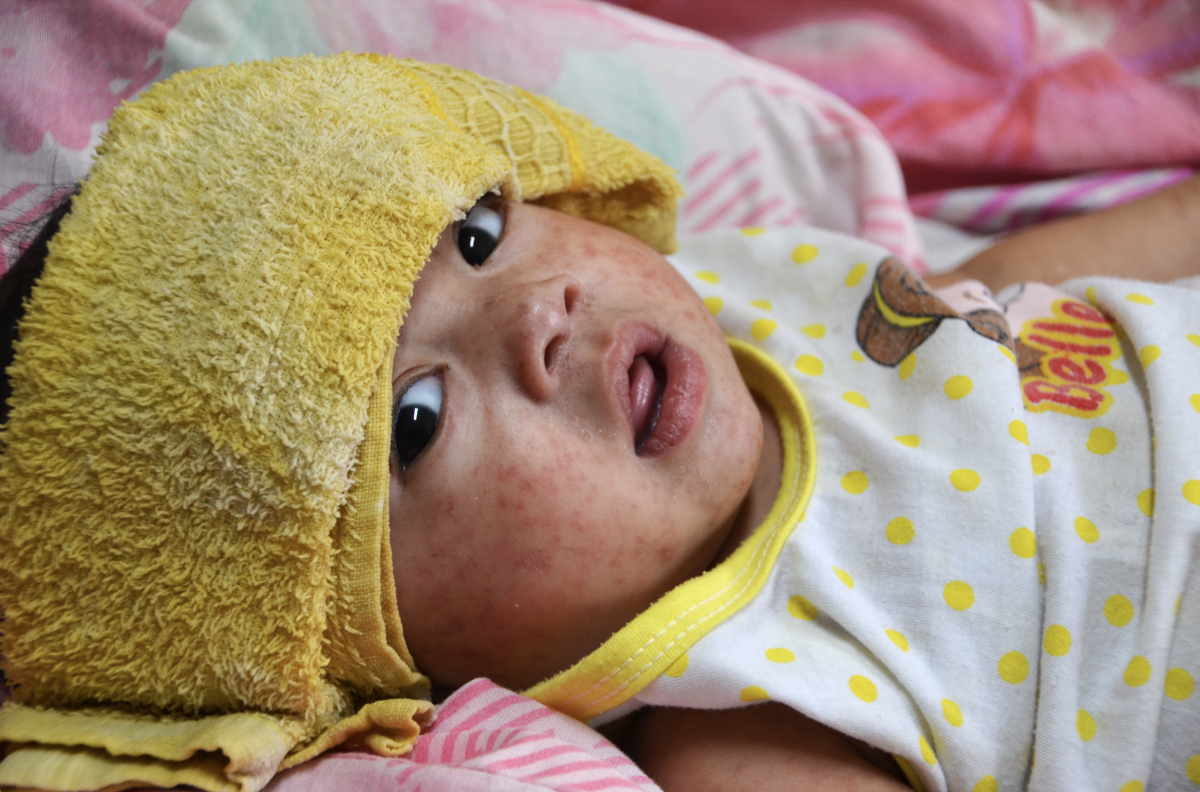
[[629, 353, 666, 454]]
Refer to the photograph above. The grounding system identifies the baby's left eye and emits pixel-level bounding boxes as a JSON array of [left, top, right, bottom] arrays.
[[394, 375, 443, 467], [456, 199, 505, 267]]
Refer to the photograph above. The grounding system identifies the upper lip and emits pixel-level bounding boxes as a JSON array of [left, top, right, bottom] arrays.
[[605, 321, 667, 452]]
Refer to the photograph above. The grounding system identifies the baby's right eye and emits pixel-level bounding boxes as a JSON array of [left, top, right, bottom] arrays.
[[393, 374, 443, 467], [456, 199, 505, 267]]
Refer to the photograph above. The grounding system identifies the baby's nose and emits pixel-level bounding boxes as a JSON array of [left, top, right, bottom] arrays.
[[501, 274, 582, 401]]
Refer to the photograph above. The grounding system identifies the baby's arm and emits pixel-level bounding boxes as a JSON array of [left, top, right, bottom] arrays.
[[622, 703, 911, 791], [926, 173, 1200, 292]]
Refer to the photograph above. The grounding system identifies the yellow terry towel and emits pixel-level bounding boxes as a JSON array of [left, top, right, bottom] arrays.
[[0, 53, 681, 792]]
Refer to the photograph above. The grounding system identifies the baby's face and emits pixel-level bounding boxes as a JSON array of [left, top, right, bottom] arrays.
[[388, 201, 763, 691]]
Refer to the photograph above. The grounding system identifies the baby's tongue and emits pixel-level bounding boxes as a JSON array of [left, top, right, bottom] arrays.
[[629, 354, 659, 445]]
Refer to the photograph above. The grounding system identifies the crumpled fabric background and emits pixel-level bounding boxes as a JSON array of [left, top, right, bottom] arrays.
[[613, 0, 1200, 192], [0, 0, 924, 276], [608, 0, 1199, 243]]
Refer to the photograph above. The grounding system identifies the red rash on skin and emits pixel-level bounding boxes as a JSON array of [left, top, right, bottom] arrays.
[[388, 203, 764, 692]]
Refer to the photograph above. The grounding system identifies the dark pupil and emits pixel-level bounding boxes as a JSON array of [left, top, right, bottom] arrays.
[[457, 224, 498, 266], [394, 405, 439, 465]]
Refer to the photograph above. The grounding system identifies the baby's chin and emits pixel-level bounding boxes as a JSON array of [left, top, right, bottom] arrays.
[[416, 476, 763, 695]]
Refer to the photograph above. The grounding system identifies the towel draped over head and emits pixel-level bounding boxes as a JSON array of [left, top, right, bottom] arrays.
[[0, 53, 680, 792]]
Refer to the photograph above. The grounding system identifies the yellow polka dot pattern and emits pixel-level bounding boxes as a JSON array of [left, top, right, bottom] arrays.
[[1009, 420, 1028, 445], [801, 323, 825, 338], [844, 391, 870, 408], [942, 699, 963, 727], [951, 469, 981, 491], [919, 735, 937, 765], [739, 226, 765, 236], [795, 355, 823, 376], [1138, 488, 1155, 517], [1077, 709, 1097, 741], [999, 651, 1029, 684], [1124, 656, 1151, 687], [703, 296, 722, 315], [1165, 667, 1195, 700], [1075, 516, 1099, 544], [1189, 755, 1200, 785], [1044, 625, 1071, 656], [1105, 594, 1135, 626], [1190, 333, 1200, 347], [1087, 427, 1116, 455], [740, 686, 769, 702], [664, 653, 689, 678], [1126, 292, 1154, 305], [1009, 527, 1037, 559], [695, 270, 720, 283], [849, 675, 877, 702], [841, 471, 869, 494], [944, 581, 975, 611], [791, 244, 818, 264], [751, 318, 777, 341], [944, 375, 973, 400], [787, 595, 817, 621], [887, 517, 915, 545], [974, 777, 998, 792], [656, 244, 1200, 781]]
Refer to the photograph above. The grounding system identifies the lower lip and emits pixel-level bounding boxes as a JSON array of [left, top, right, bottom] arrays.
[[639, 339, 708, 458]]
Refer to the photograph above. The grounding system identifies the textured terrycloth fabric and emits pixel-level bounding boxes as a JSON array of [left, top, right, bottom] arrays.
[[0, 53, 680, 792]]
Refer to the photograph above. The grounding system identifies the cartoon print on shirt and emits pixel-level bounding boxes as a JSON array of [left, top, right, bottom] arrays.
[[1014, 297, 1125, 418], [855, 257, 1014, 366]]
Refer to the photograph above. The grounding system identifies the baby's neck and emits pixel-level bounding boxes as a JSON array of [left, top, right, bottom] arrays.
[[709, 394, 783, 567]]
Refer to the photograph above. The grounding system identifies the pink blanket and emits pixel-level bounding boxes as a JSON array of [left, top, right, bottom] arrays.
[[611, 0, 1200, 193], [264, 680, 661, 792]]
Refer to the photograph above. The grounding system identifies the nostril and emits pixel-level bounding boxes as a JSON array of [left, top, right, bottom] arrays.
[[544, 333, 565, 373], [563, 281, 583, 314]]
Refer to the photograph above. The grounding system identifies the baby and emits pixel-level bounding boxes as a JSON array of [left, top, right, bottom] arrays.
[[1, 53, 1198, 792]]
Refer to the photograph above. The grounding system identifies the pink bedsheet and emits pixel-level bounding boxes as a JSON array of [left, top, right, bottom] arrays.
[[610, 0, 1200, 193]]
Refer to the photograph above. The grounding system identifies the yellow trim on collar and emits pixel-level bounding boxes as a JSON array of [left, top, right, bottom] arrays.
[[524, 339, 816, 721]]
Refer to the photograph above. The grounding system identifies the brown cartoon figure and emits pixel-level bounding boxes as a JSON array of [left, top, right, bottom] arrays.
[[856, 257, 1014, 366]]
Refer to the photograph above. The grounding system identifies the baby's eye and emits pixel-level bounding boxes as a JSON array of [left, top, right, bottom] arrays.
[[456, 199, 505, 267], [393, 374, 443, 467]]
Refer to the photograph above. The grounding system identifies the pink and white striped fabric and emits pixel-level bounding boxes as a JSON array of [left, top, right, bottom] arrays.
[[909, 167, 1195, 235], [262, 680, 660, 792]]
